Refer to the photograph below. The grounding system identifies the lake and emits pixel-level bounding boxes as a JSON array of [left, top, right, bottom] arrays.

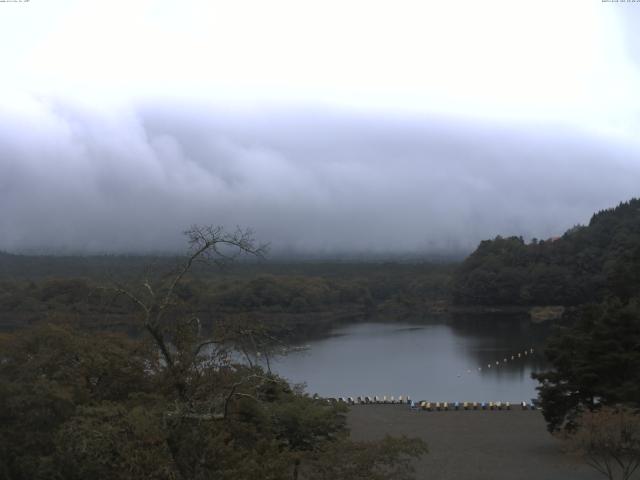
[[270, 316, 549, 403]]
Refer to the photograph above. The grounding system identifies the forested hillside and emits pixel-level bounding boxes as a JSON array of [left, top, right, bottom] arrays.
[[0, 261, 453, 335], [0, 228, 428, 480], [453, 198, 640, 306]]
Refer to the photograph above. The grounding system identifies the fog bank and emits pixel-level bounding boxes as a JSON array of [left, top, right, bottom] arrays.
[[1, 99, 639, 255]]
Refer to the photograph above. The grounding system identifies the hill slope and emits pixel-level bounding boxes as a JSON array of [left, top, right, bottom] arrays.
[[452, 198, 640, 306]]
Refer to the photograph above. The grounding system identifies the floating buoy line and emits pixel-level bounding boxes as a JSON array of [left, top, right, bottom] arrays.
[[326, 347, 540, 412], [473, 347, 535, 373]]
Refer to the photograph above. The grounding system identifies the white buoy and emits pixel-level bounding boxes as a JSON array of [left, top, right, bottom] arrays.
[[488, 364, 491, 368]]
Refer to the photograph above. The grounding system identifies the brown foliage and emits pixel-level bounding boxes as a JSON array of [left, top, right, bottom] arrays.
[[562, 406, 640, 480]]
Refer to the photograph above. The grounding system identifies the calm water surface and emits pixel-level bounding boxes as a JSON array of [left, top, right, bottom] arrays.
[[271, 317, 548, 403]]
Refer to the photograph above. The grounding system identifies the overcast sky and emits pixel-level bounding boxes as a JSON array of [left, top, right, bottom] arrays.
[[1, 1, 639, 255]]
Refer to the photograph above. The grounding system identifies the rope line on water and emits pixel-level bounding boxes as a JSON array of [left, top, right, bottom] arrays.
[[328, 347, 539, 409]]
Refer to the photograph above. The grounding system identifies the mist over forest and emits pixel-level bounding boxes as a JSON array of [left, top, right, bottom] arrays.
[[3, 3, 640, 480], [2, 2, 640, 256], [2, 100, 640, 256]]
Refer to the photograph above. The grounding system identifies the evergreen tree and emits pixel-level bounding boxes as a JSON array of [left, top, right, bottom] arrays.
[[533, 298, 640, 432]]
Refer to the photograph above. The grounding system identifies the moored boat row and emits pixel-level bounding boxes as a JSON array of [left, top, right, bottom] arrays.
[[412, 400, 536, 411], [328, 398, 539, 410], [329, 395, 411, 405]]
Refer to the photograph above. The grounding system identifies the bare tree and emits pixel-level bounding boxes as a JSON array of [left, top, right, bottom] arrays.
[[563, 406, 640, 480], [111, 225, 269, 402]]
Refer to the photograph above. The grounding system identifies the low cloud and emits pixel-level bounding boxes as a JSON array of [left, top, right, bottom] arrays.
[[1, 98, 639, 255]]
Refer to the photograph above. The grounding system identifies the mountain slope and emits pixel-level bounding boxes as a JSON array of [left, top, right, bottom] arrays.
[[452, 198, 640, 306]]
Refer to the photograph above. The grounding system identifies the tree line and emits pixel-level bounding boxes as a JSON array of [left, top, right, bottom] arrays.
[[449, 199, 640, 479], [0, 226, 427, 480], [452, 198, 640, 306], [0, 262, 453, 336]]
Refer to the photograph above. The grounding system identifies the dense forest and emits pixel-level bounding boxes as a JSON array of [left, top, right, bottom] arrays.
[[2, 199, 640, 477], [447, 198, 640, 440], [533, 297, 640, 432], [0, 227, 428, 480], [452, 198, 640, 306], [0, 260, 453, 337]]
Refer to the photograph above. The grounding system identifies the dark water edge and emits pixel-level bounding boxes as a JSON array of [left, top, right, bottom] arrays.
[[281, 306, 543, 345], [2, 304, 554, 402], [270, 314, 551, 402]]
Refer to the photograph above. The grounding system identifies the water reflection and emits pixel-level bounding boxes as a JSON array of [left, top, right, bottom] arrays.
[[270, 317, 549, 402]]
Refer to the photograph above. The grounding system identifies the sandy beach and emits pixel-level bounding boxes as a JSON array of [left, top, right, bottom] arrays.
[[348, 405, 606, 480]]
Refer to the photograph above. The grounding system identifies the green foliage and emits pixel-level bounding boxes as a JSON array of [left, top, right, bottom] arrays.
[[0, 324, 426, 480], [533, 299, 640, 432], [55, 403, 175, 480], [0, 324, 154, 480], [0, 263, 454, 335], [453, 198, 640, 306], [268, 393, 348, 451], [0, 228, 435, 479]]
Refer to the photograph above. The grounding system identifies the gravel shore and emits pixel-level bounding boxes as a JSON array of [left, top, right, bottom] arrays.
[[347, 405, 605, 480]]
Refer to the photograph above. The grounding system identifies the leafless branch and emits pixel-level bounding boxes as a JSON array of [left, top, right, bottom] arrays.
[[103, 225, 269, 403]]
